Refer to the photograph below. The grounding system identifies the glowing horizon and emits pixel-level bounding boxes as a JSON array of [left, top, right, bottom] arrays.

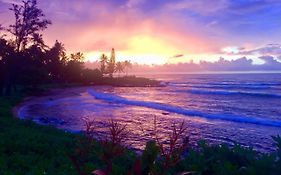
[[1, 0, 281, 65]]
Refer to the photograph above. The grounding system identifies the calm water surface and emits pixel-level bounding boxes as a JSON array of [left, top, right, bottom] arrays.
[[18, 73, 281, 152]]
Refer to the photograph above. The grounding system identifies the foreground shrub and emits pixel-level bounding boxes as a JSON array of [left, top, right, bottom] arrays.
[[181, 139, 280, 175], [70, 117, 281, 175], [70, 119, 135, 175]]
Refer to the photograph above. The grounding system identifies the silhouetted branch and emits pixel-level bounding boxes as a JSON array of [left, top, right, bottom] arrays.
[[153, 116, 189, 173], [8, 0, 51, 52]]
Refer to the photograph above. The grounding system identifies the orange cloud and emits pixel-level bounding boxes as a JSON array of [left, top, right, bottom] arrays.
[[2, 0, 224, 64]]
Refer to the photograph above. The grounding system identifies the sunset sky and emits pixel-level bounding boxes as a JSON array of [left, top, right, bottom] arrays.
[[1, 0, 281, 65]]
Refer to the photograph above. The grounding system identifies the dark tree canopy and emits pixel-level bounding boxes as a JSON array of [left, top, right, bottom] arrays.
[[0, 0, 131, 96], [8, 0, 51, 52], [45, 40, 67, 81], [100, 54, 108, 75], [115, 61, 125, 76], [98, 49, 132, 77]]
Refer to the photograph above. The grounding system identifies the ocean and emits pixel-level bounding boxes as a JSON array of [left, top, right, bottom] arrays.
[[18, 73, 281, 152]]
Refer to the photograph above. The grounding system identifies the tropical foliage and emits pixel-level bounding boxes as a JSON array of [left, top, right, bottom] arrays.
[[69, 119, 281, 175], [99, 49, 133, 77], [1, 1, 280, 175], [0, 0, 103, 96]]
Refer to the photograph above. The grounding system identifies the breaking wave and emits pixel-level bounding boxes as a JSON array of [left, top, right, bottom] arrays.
[[183, 89, 281, 98], [88, 89, 281, 127], [169, 82, 280, 90]]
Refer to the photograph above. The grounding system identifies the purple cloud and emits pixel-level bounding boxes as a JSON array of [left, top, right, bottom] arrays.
[[170, 54, 184, 59], [125, 56, 281, 73], [222, 44, 281, 60]]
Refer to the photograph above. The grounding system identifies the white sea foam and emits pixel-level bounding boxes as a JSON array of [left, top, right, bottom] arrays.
[[87, 89, 281, 127], [169, 82, 280, 90], [183, 89, 281, 98], [17, 105, 29, 119]]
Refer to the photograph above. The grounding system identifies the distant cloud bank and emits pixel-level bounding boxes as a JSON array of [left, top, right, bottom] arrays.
[[85, 55, 281, 73]]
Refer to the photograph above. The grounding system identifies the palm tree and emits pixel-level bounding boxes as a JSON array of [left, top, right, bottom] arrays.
[[99, 54, 108, 75], [70, 52, 84, 62], [123, 60, 132, 76], [115, 61, 124, 77]]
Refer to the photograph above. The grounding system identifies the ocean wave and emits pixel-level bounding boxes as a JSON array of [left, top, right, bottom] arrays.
[[87, 89, 281, 127], [208, 82, 281, 86], [18, 105, 29, 119], [192, 85, 271, 90], [169, 82, 280, 90], [183, 89, 281, 98]]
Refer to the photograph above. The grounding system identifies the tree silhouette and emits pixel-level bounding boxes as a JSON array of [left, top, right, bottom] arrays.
[[124, 60, 132, 76], [8, 0, 51, 52], [0, 38, 17, 95], [18, 44, 48, 88], [0, 0, 52, 95], [65, 52, 85, 83], [107, 48, 116, 78], [115, 61, 124, 77], [0, 1, 137, 96], [0, 25, 5, 38], [81, 68, 102, 84], [99, 54, 108, 75], [0, 39, 12, 95], [32, 33, 48, 50], [45, 40, 67, 82], [70, 52, 84, 62]]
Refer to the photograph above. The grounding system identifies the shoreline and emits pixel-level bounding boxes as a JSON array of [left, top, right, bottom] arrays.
[[3, 82, 281, 174], [12, 75, 164, 120], [13, 85, 98, 119], [14, 84, 280, 153], [12, 76, 164, 128]]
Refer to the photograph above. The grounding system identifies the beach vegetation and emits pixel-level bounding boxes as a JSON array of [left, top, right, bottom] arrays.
[[0, 1, 280, 175], [0, 0, 160, 97], [68, 118, 281, 175]]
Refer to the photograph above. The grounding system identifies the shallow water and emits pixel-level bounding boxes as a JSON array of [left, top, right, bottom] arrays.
[[18, 73, 281, 152]]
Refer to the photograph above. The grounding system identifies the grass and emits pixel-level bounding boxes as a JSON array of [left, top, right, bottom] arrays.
[[0, 94, 78, 174], [0, 93, 136, 175]]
